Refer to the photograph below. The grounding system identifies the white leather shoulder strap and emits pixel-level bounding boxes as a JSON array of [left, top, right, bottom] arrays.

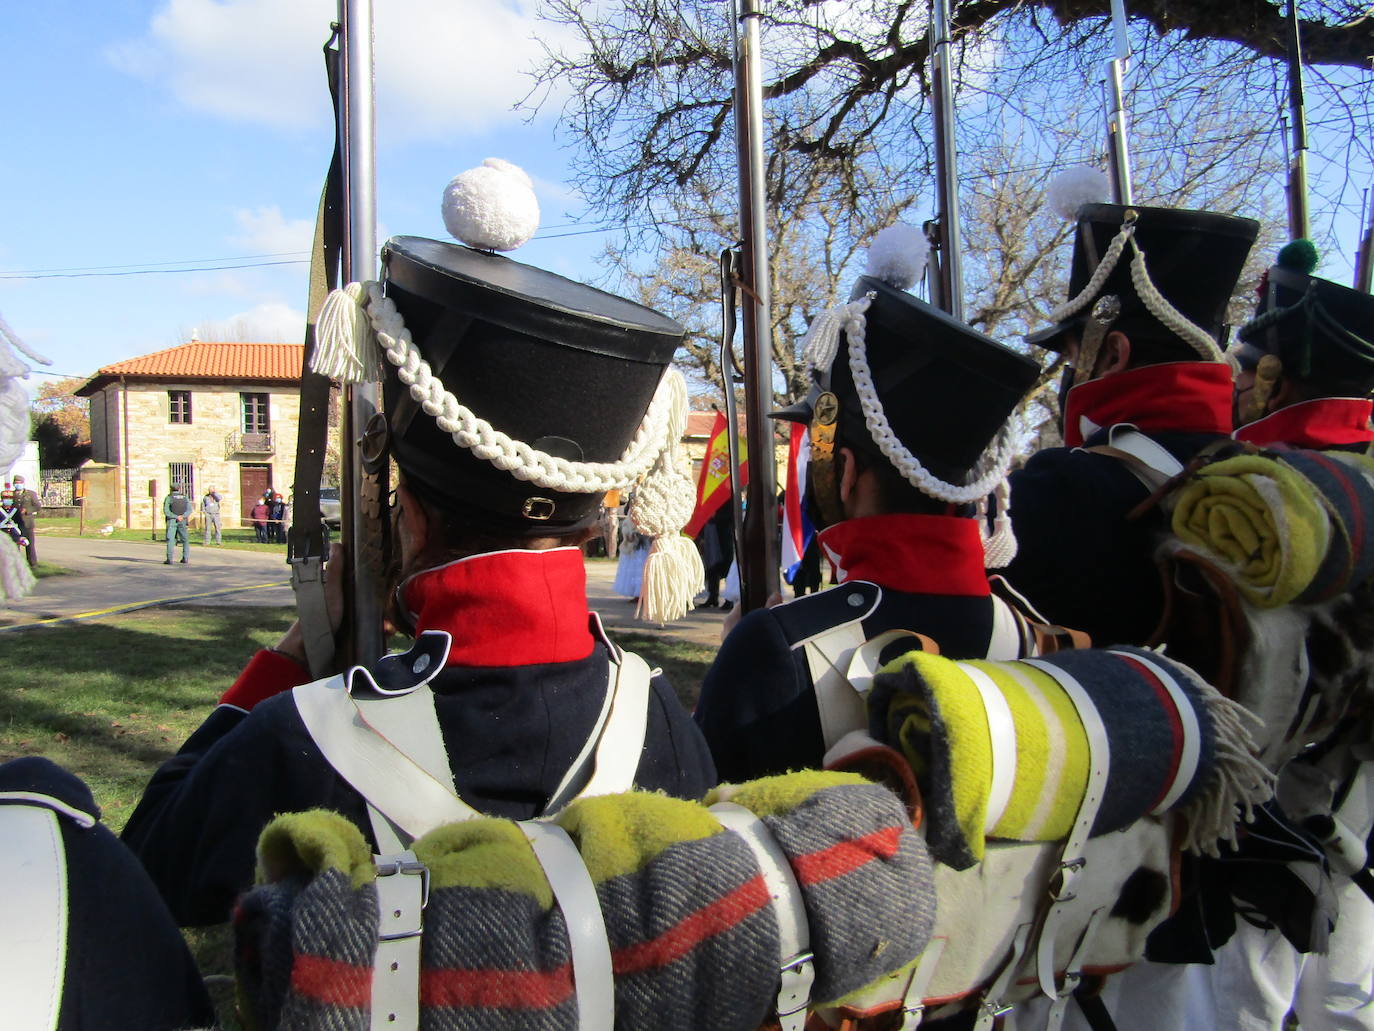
[[0, 797, 78, 1031], [578, 648, 652, 800], [293, 675, 478, 843], [1085, 425, 1185, 492], [803, 619, 872, 750]]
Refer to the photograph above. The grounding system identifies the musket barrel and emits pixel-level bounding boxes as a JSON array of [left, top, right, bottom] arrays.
[[1285, 0, 1311, 241], [930, 0, 965, 320], [732, 0, 780, 611], [338, 0, 386, 663]]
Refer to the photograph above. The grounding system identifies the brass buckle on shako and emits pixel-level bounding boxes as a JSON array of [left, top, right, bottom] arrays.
[[809, 390, 846, 527]]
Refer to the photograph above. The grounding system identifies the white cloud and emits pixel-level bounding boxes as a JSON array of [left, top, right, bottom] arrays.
[[229, 207, 314, 254], [107, 0, 577, 141], [199, 301, 305, 343]]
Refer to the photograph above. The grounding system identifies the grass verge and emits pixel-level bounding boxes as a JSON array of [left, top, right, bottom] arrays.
[[609, 631, 714, 710], [32, 560, 76, 578], [39, 517, 293, 554]]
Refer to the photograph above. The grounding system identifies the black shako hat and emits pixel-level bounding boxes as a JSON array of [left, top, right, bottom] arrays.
[[381, 236, 686, 535], [1027, 204, 1260, 352], [779, 275, 1040, 484], [1237, 254, 1374, 392]]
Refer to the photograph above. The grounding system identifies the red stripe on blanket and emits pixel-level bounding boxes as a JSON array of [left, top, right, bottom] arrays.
[[422, 964, 575, 1009], [291, 954, 372, 1007], [612, 874, 771, 975], [1117, 654, 1184, 812], [792, 825, 903, 886]]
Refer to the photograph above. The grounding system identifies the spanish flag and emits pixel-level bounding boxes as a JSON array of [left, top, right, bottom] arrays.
[[684, 410, 748, 538]]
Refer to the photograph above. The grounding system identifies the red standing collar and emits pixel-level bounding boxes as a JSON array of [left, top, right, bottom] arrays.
[[1063, 362, 1234, 448], [817, 514, 991, 597], [1235, 397, 1374, 450], [399, 547, 595, 667]]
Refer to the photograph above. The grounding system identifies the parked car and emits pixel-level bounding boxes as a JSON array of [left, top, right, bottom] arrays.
[[319, 487, 342, 530]]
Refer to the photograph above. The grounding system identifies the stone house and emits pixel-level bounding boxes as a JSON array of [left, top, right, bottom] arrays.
[[75, 341, 304, 529]]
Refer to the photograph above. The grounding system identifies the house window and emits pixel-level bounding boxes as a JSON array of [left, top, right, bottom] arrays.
[[241, 393, 270, 435], [169, 462, 194, 497], [169, 390, 192, 424]]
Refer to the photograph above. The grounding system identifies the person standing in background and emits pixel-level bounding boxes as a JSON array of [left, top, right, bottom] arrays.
[[250, 494, 270, 544], [201, 486, 222, 546], [162, 486, 190, 565], [11, 473, 39, 568]]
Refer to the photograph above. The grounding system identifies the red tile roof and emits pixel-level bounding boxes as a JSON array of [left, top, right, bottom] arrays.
[[76, 341, 304, 395], [686, 411, 748, 438]]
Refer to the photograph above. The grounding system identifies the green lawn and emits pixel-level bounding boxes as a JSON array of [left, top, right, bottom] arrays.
[[0, 605, 714, 1027], [39, 516, 294, 554]]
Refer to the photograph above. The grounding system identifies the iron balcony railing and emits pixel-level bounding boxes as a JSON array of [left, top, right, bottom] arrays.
[[225, 430, 275, 457]]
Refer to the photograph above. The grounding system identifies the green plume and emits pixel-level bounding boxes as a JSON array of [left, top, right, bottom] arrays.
[[1277, 239, 1319, 275]]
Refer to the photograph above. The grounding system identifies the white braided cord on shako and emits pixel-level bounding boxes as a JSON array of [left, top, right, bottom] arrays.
[[1045, 215, 1223, 363], [315, 281, 676, 494], [840, 295, 1017, 506]]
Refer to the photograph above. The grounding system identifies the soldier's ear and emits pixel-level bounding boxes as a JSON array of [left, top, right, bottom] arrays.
[[838, 447, 859, 505], [1098, 331, 1133, 376], [1268, 374, 1298, 414], [395, 485, 431, 559]]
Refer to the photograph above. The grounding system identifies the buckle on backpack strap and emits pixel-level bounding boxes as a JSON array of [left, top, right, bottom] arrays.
[[778, 950, 816, 1029], [375, 856, 430, 941]]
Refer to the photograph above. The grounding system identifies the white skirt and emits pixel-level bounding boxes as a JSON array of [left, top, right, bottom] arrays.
[[613, 544, 648, 597]]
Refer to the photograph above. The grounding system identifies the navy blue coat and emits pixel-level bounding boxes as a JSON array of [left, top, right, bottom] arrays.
[[1003, 428, 1226, 648], [0, 758, 214, 1031], [123, 640, 716, 927], [696, 581, 1009, 782]]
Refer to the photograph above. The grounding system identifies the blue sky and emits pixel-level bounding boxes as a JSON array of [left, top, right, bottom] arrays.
[[1, 1, 614, 388]]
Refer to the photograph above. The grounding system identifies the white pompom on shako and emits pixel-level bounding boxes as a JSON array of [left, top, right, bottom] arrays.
[[441, 158, 540, 252], [1046, 166, 1111, 221], [864, 223, 930, 291]]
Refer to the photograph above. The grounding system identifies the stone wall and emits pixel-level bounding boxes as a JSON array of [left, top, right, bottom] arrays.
[[86, 382, 301, 528]]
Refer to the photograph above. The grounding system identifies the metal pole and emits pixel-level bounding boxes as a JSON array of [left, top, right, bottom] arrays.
[[930, 0, 964, 319], [1104, 0, 1134, 205], [1356, 189, 1374, 293], [732, 0, 780, 612], [1285, 0, 1311, 241], [338, 0, 385, 663]]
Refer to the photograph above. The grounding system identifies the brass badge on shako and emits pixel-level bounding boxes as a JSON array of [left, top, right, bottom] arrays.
[[809, 390, 846, 527]]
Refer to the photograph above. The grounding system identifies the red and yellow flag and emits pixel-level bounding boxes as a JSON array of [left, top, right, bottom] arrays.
[[684, 410, 748, 538]]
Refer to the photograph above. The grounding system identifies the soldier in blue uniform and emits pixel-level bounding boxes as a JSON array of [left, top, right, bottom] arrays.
[[1002, 203, 1260, 647], [123, 234, 716, 927], [694, 246, 1042, 782], [0, 757, 214, 1030]]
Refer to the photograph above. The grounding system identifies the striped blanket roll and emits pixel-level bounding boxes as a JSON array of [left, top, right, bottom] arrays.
[[233, 772, 935, 1031], [867, 647, 1273, 871], [1170, 448, 1374, 608]]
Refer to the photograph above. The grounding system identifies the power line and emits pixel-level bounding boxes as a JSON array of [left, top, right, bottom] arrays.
[[0, 251, 311, 275], [0, 259, 309, 281]]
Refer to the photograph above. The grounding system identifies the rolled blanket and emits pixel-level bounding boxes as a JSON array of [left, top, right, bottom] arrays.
[[233, 773, 934, 1031], [1170, 452, 1329, 608], [1169, 449, 1374, 608], [868, 647, 1272, 870]]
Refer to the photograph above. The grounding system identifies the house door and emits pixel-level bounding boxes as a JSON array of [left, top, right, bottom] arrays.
[[239, 463, 272, 521]]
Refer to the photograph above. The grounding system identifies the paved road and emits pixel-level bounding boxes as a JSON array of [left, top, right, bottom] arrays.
[[2, 538, 731, 648], [0, 536, 295, 629]]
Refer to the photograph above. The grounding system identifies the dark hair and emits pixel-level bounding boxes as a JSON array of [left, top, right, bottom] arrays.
[[836, 437, 968, 516], [1117, 313, 1213, 369]]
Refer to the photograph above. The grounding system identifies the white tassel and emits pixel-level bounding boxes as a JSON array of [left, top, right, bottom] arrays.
[[311, 283, 383, 383], [0, 536, 36, 602], [628, 370, 704, 622], [980, 477, 1018, 569], [637, 535, 706, 625]]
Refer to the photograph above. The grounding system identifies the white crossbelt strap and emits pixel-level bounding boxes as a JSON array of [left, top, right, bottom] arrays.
[[1108, 650, 1201, 815], [897, 937, 948, 1030], [960, 663, 1019, 833], [522, 822, 615, 1031], [0, 800, 73, 1031], [711, 801, 815, 1031], [568, 649, 652, 802], [1023, 660, 1112, 1003], [1089, 426, 1185, 492], [988, 595, 1030, 660], [293, 677, 480, 843], [803, 620, 871, 750]]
